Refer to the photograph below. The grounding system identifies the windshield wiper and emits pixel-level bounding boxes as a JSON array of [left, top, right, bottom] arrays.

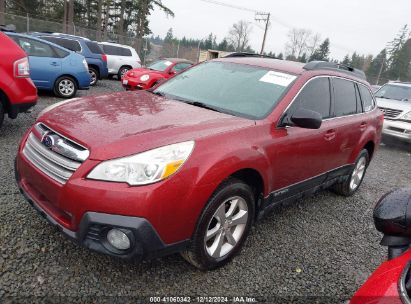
[[151, 91, 165, 97], [171, 97, 223, 113]]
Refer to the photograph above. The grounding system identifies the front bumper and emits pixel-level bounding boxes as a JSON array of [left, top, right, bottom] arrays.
[[382, 119, 411, 143], [15, 160, 189, 260]]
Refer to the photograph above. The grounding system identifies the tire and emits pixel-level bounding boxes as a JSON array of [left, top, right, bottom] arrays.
[[118, 66, 131, 79], [53, 76, 77, 98], [0, 101, 4, 128], [89, 67, 99, 86], [181, 178, 255, 270], [333, 149, 370, 196]]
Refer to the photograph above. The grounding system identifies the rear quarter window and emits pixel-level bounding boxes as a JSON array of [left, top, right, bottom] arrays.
[[86, 41, 103, 54], [333, 78, 358, 117]]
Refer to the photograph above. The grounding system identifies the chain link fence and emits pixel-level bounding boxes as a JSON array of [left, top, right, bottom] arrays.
[[2, 12, 206, 63]]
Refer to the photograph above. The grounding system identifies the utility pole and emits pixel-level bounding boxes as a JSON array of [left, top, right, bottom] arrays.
[[376, 56, 386, 85], [0, 0, 5, 25], [255, 12, 270, 55]]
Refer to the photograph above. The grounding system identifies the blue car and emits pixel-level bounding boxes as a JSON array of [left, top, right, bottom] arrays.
[[6, 32, 90, 98], [33, 33, 109, 86]]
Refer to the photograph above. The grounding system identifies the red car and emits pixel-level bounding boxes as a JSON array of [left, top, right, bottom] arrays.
[[15, 58, 383, 270], [121, 58, 193, 90], [0, 31, 37, 128], [351, 188, 411, 304]]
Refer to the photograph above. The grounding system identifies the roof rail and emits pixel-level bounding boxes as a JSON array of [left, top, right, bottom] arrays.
[[304, 61, 366, 80], [224, 52, 278, 59]]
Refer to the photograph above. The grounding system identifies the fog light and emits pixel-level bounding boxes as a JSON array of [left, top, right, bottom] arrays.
[[107, 229, 131, 250]]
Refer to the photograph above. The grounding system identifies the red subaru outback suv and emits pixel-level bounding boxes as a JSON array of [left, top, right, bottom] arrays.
[[0, 31, 37, 128], [15, 57, 383, 269]]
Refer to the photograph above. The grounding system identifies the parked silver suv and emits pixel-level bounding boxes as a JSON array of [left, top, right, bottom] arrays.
[[99, 42, 141, 79], [376, 82, 411, 143]]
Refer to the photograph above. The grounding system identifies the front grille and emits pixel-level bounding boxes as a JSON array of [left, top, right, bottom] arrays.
[[22, 124, 89, 184], [378, 106, 403, 118]]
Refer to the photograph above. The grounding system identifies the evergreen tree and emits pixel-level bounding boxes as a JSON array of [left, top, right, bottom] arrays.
[[309, 38, 330, 61], [366, 49, 388, 85]]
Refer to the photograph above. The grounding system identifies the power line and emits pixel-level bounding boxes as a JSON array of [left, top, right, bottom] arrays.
[[198, 0, 265, 14]]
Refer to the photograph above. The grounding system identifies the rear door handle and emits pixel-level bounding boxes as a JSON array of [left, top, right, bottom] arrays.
[[50, 62, 58, 66], [324, 129, 336, 141]]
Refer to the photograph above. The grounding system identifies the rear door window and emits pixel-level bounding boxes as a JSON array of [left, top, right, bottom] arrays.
[[290, 77, 332, 119], [333, 78, 357, 117], [14, 37, 56, 58], [358, 85, 375, 112], [41, 37, 81, 52]]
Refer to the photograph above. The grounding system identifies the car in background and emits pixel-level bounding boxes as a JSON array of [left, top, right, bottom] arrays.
[[99, 42, 141, 79], [351, 188, 411, 304], [16, 58, 382, 270], [371, 85, 381, 93], [375, 82, 411, 143], [0, 31, 37, 128], [121, 58, 193, 90], [32, 33, 108, 86], [6, 32, 90, 98]]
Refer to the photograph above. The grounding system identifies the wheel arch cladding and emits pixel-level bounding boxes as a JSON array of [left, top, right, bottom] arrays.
[[363, 141, 375, 159], [230, 168, 265, 212]]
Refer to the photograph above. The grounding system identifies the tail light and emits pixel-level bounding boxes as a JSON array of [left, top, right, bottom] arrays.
[[101, 54, 107, 62], [14, 57, 30, 78]]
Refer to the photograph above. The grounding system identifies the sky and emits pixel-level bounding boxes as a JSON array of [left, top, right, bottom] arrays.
[[149, 0, 411, 60]]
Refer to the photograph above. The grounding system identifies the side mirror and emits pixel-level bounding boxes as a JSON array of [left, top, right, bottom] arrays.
[[169, 70, 177, 75], [290, 108, 322, 129], [374, 188, 411, 259]]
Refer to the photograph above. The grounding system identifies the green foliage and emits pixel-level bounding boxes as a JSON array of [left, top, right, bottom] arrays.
[[309, 38, 330, 61]]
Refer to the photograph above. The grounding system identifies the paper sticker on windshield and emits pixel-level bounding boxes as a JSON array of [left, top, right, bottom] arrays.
[[164, 61, 173, 66], [259, 71, 296, 87]]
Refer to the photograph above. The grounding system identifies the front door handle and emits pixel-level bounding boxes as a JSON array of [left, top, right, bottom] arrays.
[[324, 129, 336, 141], [50, 62, 58, 66], [360, 122, 367, 131]]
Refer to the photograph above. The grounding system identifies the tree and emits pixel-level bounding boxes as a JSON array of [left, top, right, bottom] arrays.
[[0, 0, 5, 25], [285, 28, 312, 60], [366, 49, 387, 85], [386, 25, 411, 81], [309, 38, 330, 61], [228, 20, 252, 52]]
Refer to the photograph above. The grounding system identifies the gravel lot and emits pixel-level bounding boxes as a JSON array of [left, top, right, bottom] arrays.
[[1, 80, 411, 303]]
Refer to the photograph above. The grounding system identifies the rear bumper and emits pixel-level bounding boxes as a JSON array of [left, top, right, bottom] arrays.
[[382, 119, 411, 143], [8, 101, 37, 119], [15, 159, 189, 260], [77, 70, 91, 90]]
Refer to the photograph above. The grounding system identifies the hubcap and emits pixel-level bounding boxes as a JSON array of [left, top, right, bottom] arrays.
[[204, 196, 248, 258], [89, 70, 97, 85], [350, 156, 367, 191], [58, 79, 74, 96]]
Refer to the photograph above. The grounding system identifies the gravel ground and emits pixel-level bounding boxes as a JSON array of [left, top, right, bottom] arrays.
[[1, 80, 411, 303]]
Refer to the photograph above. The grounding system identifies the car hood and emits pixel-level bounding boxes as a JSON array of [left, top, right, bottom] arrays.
[[376, 97, 411, 112], [38, 91, 254, 160]]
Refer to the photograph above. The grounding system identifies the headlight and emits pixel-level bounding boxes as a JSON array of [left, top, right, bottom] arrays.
[[87, 141, 195, 185], [82, 58, 88, 71], [37, 98, 79, 119], [140, 74, 150, 82], [402, 111, 411, 121]]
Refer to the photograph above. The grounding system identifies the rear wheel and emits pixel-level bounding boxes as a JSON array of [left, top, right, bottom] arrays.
[[54, 76, 77, 98], [118, 66, 131, 79], [333, 149, 369, 196], [89, 67, 99, 86], [0, 101, 4, 128], [181, 178, 255, 270]]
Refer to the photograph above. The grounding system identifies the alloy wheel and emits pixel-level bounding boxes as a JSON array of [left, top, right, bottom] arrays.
[[89, 70, 97, 85], [204, 196, 248, 258], [58, 79, 75, 97], [350, 156, 367, 191]]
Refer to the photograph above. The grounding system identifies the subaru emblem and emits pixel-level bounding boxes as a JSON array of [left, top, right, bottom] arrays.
[[41, 134, 54, 148]]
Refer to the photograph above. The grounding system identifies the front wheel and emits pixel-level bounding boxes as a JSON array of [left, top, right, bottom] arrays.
[[54, 76, 77, 98], [333, 149, 369, 196], [181, 178, 255, 270], [118, 66, 131, 79]]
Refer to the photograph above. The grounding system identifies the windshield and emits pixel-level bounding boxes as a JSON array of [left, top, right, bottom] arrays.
[[154, 61, 297, 119], [148, 59, 173, 72], [375, 84, 411, 101]]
